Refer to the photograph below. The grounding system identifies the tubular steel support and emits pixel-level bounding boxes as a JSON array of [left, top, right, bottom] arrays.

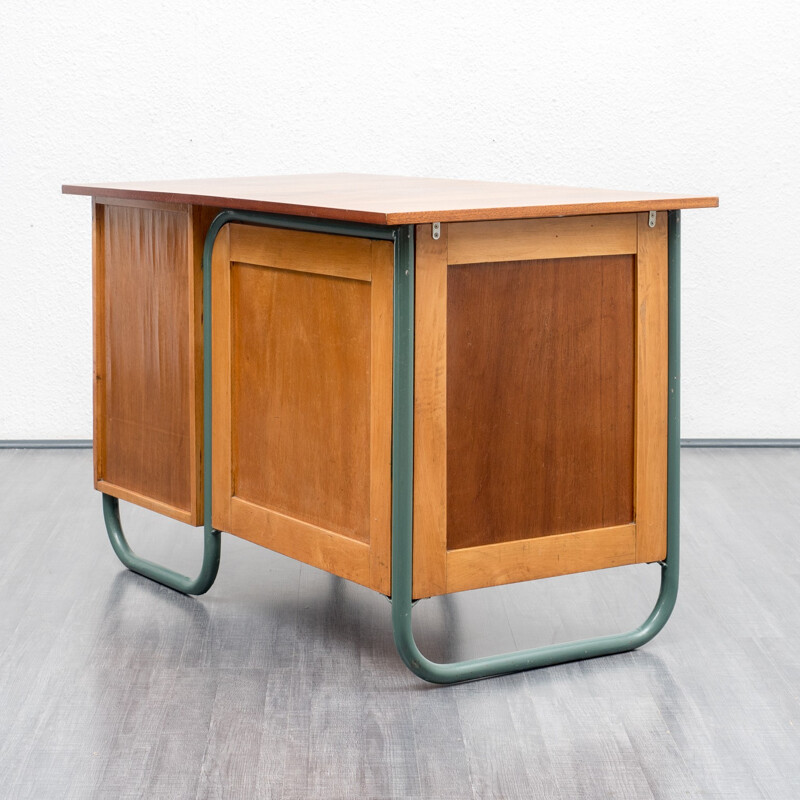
[[103, 493, 220, 595], [390, 212, 682, 683]]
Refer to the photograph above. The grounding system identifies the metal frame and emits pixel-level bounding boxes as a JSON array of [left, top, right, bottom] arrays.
[[103, 208, 682, 683], [103, 493, 220, 595]]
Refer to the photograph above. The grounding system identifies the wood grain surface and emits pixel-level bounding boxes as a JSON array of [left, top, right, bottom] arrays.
[[213, 226, 394, 593], [412, 224, 449, 598], [210, 224, 233, 534], [64, 173, 718, 225], [229, 222, 374, 281], [446, 254, 635, 550], [447, 213, 637, 264], [232, 262, 372, 542], [445, 523, 636, 593], [229, 496, 372, 588], [634, 211, 669, 562], [93, 200, 200, 523], [189, 205, 221, 523], [368, 242, 395, 593]]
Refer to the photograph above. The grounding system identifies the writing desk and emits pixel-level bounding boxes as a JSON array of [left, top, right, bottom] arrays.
[[63, 174, 717, 682]]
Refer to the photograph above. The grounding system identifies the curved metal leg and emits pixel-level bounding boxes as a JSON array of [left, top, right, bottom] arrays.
[[103, 493, 220, 595], [390, 212, 682, 683]]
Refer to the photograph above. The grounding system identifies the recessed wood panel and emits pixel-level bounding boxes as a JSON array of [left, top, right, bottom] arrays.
[[446, 255, 635, 550], [231, 263, 372, 543], [97, 203, 194, 519]]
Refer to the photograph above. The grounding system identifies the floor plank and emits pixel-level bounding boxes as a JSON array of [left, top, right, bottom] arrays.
[[0, 448, 798, 798]]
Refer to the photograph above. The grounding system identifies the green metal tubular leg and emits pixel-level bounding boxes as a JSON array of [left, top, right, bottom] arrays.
[[390, 211, 682, 683], [103, 494, 220, 595]]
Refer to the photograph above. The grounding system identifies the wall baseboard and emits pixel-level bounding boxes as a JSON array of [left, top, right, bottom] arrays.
[[680, 438, 800, 448], [0, 439, 93, 449], [2, 438, 799, 450]]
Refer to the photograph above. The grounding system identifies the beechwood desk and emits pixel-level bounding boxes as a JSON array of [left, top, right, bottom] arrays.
[[62, 174, 718, 683]]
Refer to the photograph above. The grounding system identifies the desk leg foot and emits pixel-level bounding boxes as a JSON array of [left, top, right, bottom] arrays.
[[102, 493, 221, 595], [390, 561, 678, 684], [389, 213, 681, 683]]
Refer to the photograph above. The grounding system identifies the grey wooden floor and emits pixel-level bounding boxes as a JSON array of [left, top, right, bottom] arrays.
[[0, 448, 798, 799]]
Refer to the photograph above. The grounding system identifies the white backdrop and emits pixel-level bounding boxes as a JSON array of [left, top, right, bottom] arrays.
[[1, 0, 798, 439]]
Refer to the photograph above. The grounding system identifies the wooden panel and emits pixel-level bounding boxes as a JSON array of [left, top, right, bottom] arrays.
[[94, 196, 190, 214], [95, 481, 193, 524], [446, 254, 635, 550], [447, 214, 637, 264], [94, 201, 200, 524], [446, 524, 636, 593], [64, 173, 719, 225], [213, 225, 394, 593], [412, 225, 449, 598], [635, 212, 669, 562], [230, 223, 373, 281], [230, 497, 371, 589], [230, 263, 371, 543], [368, 241, 394, 595]]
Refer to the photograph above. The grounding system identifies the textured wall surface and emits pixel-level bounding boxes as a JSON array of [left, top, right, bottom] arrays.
[[1, 1, 798, 439]]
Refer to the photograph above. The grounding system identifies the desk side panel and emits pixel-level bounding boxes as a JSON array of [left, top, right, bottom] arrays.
[[93, 199, 206, 524]]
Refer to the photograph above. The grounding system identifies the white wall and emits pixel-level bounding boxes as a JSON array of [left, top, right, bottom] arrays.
[[1, 0, 798, 439]]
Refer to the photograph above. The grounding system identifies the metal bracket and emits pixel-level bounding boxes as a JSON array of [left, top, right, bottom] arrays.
[[649, 210, 657, 228], [432, 221, 441, 240]]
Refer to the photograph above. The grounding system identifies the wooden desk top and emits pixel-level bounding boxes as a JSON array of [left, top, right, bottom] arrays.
[[63, 173, 718, 225]]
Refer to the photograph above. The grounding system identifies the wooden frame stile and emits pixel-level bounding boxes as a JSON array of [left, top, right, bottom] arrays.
[[634, 211, 669, 563], [412, 213, 668, 599], [92, 197, 204, 525], [412, 225, 449, 598], [368, 240, 395, 595], [91, 197, 105, 494], [212, 224, 394, 595]]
